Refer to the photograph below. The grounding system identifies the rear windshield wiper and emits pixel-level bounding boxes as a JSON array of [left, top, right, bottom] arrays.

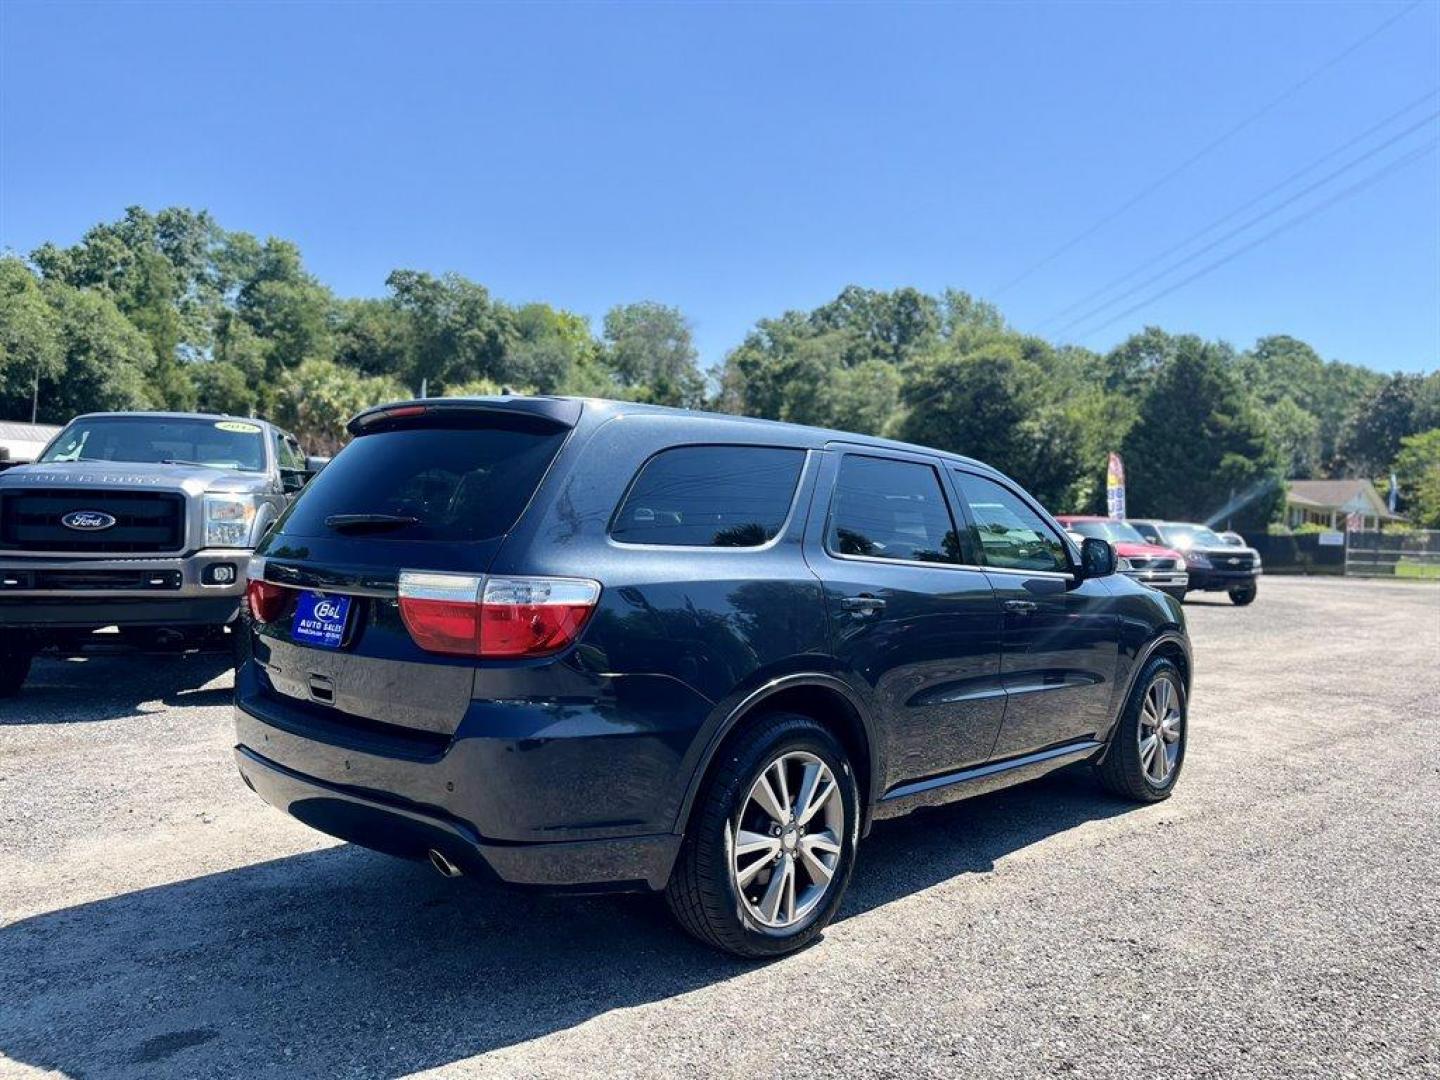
[[324, 513, 421, 532]]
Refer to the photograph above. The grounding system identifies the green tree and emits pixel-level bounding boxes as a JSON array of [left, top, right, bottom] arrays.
[[386, 270, 514, 392], [1391, 428, 1440, 528], [602, 301, 704, 407], [1122, 340, 1283, 529], [1338, 374, 1425, 476], [271, 358, 405, 455], [0, 258, 63, 422], [192, 360, 258, 417], [27, 282, 158, 422], [1260, 395, 1322, 479]]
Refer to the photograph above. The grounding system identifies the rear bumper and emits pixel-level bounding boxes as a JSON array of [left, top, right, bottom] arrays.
[[234, 743, 681, 891]]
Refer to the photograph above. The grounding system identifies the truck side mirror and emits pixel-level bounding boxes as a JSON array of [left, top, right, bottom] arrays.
[[1079, 537, 1117, 578], [304, 455, 330, 475]]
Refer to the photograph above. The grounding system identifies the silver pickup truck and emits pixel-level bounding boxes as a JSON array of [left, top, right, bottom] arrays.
[[0, 412, 322, 695]]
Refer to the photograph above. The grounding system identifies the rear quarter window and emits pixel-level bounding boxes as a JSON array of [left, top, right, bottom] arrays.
[[610, 445, 805, 547], [276, 421, 567, 542]]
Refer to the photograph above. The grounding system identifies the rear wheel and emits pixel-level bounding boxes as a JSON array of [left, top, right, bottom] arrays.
[[1097, 656, 1186, 802], [665, 712, 859, 958], [1229, 582, 1257, 605], [0, 635, 33, 698]]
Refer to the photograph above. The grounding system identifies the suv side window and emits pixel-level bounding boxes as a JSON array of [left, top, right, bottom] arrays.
[[952, 471, 1069, 573], [827, 455, 960, 565], [274, 430, 304, 472], [610, 445, 805, 547]]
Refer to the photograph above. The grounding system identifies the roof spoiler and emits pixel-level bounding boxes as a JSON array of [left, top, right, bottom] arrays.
[[347, 396, 584, 436]]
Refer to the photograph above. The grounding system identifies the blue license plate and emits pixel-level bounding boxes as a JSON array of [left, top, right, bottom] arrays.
[[292, 591, 351, 649]]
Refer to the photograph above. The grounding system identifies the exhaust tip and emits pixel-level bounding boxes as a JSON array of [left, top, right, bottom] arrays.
[[427, 848, 462, 878]]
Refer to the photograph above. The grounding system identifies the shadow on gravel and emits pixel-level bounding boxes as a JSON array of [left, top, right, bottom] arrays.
[[0, 768, 1136, 1080], [0, 654, 234, 725]]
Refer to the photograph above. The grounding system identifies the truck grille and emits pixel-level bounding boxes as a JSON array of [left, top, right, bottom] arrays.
[[1213, 552, 1254, 571], [1128, 557, 1178, 571], [0, 489, 185, 553]]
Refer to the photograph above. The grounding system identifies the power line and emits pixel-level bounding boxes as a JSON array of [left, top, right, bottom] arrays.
[[1054, 104, 1440, 338], [1071, 138, 1438, 341], [1035, 87, 1440, 331], [990, 0, 1424, 297]]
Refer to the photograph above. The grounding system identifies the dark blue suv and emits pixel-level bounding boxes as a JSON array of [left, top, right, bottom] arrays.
[[235, 396, 1191, 957]]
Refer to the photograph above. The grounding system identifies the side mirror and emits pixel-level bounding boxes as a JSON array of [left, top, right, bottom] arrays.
[[281, 470, 305, 494], [1079, 536, 1117, 578], [304, 455, 330, 475]]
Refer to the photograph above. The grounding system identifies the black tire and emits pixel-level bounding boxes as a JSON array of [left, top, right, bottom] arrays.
[[665, 711, 860, 958], [0, 643, 32, 698], [1229, 582, 1257, 606], [1161, 587, 1187, 603], [1097, 656, 1186, 803]]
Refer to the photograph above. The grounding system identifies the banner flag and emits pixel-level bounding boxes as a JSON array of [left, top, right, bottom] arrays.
[[1106, 452, 1126, 520]]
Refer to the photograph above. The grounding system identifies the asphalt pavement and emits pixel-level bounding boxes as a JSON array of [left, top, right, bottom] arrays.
[[2, 576, 1437, 1079]]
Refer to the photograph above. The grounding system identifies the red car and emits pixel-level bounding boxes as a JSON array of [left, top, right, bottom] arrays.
[[1056, 516, 1189, 601]]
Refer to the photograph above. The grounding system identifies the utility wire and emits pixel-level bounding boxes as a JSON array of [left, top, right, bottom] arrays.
[[990, 0, 1424, 297], [1055, 104, 1440, 337], [1071, 138, 1438, 341], [1035, 87, 1440, 331]]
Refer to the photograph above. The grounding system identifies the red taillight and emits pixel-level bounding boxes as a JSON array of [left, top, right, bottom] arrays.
[[397, 572, 484, 655], [397, 572, 600, 658], [245, 578, 289, 623]]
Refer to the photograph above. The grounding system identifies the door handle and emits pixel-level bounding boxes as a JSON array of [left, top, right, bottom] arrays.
[[1003, 599, 1039, 615], [840, 594, 886, 614]]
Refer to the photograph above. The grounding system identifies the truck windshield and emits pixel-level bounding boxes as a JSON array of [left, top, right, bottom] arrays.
[[39, 416, 267, 473], [1161, 524, 1227, 549], [1067, 520, 1147, 544]]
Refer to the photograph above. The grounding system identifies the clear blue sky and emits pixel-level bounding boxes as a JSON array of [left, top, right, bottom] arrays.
[[2, 1, 1436, 373]]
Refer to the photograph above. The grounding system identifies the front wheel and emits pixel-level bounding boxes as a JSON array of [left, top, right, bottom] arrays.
[[665, 712, 860, 958], [1097, 656, 1187, 802], [1229, 582, 1257, 605], [0, 635, 33, 698]]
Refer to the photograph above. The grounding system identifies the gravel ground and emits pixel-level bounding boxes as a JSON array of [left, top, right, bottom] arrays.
[[2, 576, 1437, 1079]]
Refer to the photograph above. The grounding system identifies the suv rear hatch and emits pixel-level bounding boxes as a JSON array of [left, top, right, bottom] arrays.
[[241, 398, 581, 752]]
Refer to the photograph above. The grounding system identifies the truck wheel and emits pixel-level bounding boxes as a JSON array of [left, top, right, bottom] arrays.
[[0, 639, 33, 698], [665, 712, 860, 958], [1229, 582, 1257, 606], [1097, 656, 1186, 802], [1161, 587, 1187, 603]]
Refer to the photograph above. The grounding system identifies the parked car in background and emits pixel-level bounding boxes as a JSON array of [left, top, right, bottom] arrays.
[[1055, 515, 1189, 602], [0, 412, 324, 695], [1128, 520, 1262, 605], [236, 395, 1192, 957]]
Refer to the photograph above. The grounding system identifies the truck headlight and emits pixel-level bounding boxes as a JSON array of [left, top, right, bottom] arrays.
[[204, 495, 257, 548]]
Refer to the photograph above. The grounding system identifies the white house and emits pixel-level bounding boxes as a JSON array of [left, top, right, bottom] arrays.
[[1283, 478, 1402, 532]]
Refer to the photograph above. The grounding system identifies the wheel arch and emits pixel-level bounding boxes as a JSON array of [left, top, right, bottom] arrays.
[[674, 674, 882, 838], [1097, 630, 1192, 764]]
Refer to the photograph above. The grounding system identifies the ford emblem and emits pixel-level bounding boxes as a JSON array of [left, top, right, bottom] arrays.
[[61, 510, 117, 531]]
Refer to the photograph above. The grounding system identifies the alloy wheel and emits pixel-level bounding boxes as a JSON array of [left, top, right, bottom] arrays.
[[730, 751, 845, 929], [1138, 675, 1183, 785]]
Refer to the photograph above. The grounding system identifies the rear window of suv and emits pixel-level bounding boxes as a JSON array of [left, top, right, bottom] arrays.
[[277, 422, 567, 542], [611, 445, 805, 547]]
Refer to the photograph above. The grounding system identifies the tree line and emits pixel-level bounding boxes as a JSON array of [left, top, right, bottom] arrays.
[[1, 206, 1437, 527]]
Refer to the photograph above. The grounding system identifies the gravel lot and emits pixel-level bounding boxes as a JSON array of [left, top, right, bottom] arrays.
[[2, 576, 1437, 1079]]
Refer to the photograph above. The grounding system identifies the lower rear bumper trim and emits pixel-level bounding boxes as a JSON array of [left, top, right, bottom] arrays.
[[234, 745, 681, 891]]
